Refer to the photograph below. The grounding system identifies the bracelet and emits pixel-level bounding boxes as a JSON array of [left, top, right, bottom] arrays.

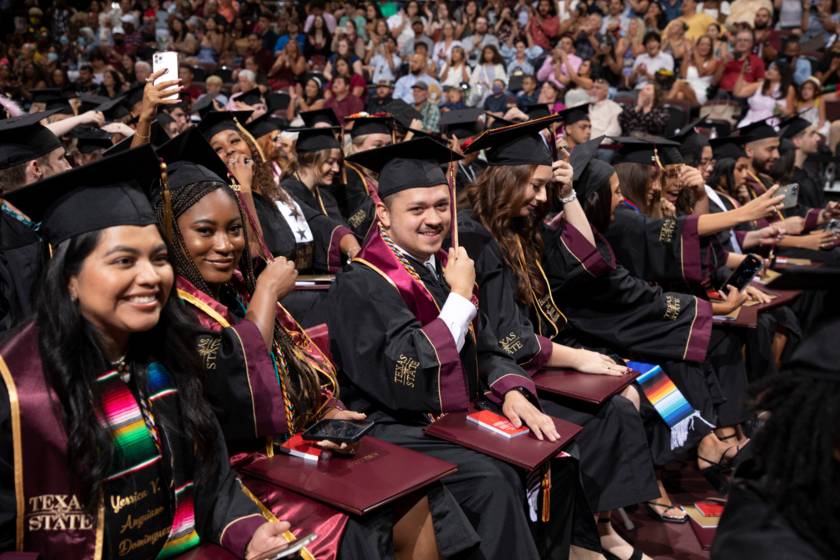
[[134, 131, 150, 141], [559, 189, 577, 204]]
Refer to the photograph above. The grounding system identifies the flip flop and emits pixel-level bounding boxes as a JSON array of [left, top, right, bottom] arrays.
[[644, 501, 688, 524]]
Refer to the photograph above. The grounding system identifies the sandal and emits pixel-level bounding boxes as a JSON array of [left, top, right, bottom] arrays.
[[698, 435, 746, 494], [644, 501, 688, 524], [598, 518, 645, 560]]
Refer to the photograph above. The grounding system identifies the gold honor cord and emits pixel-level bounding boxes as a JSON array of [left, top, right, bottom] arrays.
[[513, 237, 566, 339]]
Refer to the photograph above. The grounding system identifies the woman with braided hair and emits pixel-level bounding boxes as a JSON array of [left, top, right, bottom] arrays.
[[150, 132, 479, 560], [712, 317, 840, 559]]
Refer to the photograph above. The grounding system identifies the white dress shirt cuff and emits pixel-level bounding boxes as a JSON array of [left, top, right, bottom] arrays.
[[438, 292, 477, 352]]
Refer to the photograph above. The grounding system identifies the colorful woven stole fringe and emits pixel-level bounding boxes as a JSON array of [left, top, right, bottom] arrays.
[[628, 361, 714, 450], [96, 363, 201, 557]]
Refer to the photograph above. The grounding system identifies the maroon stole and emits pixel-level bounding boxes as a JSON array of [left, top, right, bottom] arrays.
[[353, 226, 477, 412], [0, 323, 103, 557]]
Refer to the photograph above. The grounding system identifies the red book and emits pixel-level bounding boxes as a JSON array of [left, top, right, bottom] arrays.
[[279, 434, 323, 462], [424, 411, 581, 471], [532, 369, 640, 405], [466, 410, 529, 438], [240, 436, 458, 516], [688, 516, 716, 550], [695, 499, 725, 517]]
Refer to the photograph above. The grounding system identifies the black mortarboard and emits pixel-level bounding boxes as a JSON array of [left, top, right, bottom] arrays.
[[614, 136, 681, 166], [300, 108, 340, 128], [197, 110, 253, 141], [0, 111, 63, 170], [234, 87, 263, 107], [345, 113, 394, 138], [671, 116, 711, 167], [524, 103, 554, 120], [293, 127, 341, 152], [765, 266, 840, 291], [670, 115, 709, 142], [571, 136, 614, 199], [78, 93, 111, 113], [439, 108, 482, 139], [345, 137, 462, 198], [71, 125, 113, 153], [102, 121, 170, 157], [192, 94, 219, 117], [710, 135, 749, 160], [31, 88, 74, 114], [737, 117, 778, 143], [779, 115, 812, 140], [155, 127, 230, 182], [92, 95, 130, 121], [383, 100, 421, 129], [558, 103, 591, 125], [267, 91, 291, 115], [465, 114, 561, 166], [5, 145, 161, 245], [157, 112, 175, 127], [245, 113, 282, 139], [122, 83, 146, 111]]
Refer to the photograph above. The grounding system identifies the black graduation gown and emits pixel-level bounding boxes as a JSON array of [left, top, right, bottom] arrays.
[[458, 212, 659, 513], [792, 165, 825, 211], [339, 165, 377, 240], [539, 218, 726, 464], [0, 362, 264, 557], [706, 191, 804, 381], [326, 258, 599, 560], [282, 176, 348, 228], [0, 212, 46, 336], [711, 460, 825, 560]]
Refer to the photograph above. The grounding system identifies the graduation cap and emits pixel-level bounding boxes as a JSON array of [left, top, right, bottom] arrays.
[[345, 113, 394, 138], [102, 121, 171, 157], [31, 88, 74, 114], [710, 135, 749, 160], [613, 136, 682, 166], [197, 110, 253, 141], [765, 266, 840, 291], [300, 108, 340, 128], [71, 125, 113, 154], [122, 83, 146, 111], [671, 115, 710, 142], [465, 114, 562, 166], [5, 145, 161, 245], [345, 137, 462, 199], [779, 115, 812, 140], [670, 116, 711, 166], [383, 100, 422, 129], [245, 113, 283, 139], [439, 108, 482, 139], [89, 95, 130, 121], [523, 103, 554, 120], [293, 127, 341, 153], [558, 103, 591, 125], [570, 136, 613, 199], [267, 91, 291, 115], [736, 117, 779, 143], [78, 93, 111, 113], [233, 87, 263, 106], [157, 112, 175, 127], [0, 111, 63, 170], [155, 127, 229, 181], [191, 94, 220, 117]]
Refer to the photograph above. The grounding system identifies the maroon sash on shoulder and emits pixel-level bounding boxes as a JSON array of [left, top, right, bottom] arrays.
[[0, 323, 103, 558]]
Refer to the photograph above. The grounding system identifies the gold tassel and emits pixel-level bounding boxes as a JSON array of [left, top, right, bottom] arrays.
[[541, 464, 551, 523], [159, 160, 174, 244], [448, 160, 458, 247]]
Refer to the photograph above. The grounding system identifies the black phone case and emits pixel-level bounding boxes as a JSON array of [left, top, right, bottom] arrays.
[[301, 419, 374, 443]]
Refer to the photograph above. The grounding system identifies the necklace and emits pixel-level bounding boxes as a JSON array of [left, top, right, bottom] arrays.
[[112, 355, 130, 382]]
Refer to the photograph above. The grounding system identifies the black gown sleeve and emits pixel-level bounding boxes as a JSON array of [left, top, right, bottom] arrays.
[[605, 205, 705, 286]]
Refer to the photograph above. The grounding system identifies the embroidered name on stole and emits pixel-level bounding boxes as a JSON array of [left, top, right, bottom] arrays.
[[659, 218, 676, 243]]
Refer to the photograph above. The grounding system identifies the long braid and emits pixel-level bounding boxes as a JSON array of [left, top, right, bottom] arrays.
[[748, 372, 840, 557]]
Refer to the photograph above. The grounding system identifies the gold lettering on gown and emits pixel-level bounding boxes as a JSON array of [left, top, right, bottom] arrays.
[[659, 218, 676, 243], [499, 332, 524, 355], [348, 208, 367, 228], [119, 527, 170, 556], [196, 335, 221, 370], [110, 488, 149, 514], [394, 354, 419, 388], [26, 494, 94, 531], [664, 295, 681, 321]]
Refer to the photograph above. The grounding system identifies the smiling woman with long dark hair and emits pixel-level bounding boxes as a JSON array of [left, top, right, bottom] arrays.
[[0, 146, 288, 559]]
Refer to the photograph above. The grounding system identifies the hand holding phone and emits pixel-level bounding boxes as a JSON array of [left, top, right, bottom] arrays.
[[777, 182, 799, 210], [152, 51, 179, 102], [721, 254, 764, 292], [301, 419, 374, 444], [252, 533, 317, 560]]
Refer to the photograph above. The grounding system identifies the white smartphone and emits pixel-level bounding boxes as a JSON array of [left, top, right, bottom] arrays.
[[152, 51, 179, 101]]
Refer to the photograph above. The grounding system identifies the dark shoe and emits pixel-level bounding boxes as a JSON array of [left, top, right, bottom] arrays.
[[643, 501, 688, 524]]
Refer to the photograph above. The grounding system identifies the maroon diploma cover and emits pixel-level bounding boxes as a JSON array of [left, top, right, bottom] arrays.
[[423, 412, 581, 471], [240, 436, 457, 515], [532, 368, 640, 405]]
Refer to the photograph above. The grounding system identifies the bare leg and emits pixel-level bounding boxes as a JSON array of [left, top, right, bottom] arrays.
[[393, 494, 441, 560], [646, 475, 686, 522], [620, 384, 641, 411], [598, 511, 652, 560]]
